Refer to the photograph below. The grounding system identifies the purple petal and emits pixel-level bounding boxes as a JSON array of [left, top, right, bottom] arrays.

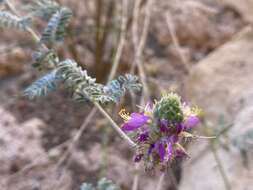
[[184, 115, 200, 129], [121, 123, 138, 131], [156, 142, 166, 161], [159, 119, 169, 133], [122, 113, 149, 131], [176, 123, 184, 134], [167, 142, 173, 158], [130, 112, 148, 118], [167, 135, 178, 144]]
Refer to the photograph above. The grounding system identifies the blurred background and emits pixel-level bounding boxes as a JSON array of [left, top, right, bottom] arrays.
[[0, 0, 253, 189]]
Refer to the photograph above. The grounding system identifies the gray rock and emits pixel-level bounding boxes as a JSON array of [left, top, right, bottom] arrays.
[[222, 0, 253, 23], [186, 26, 253, 123], [180, 26, 253, 190], [0, 107, 72, 190]]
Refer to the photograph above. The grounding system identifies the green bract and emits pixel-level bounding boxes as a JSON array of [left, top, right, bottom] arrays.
[[154, 93, 184, 123]]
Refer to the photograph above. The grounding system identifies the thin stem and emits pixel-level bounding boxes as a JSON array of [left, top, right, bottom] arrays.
[[210, 140, 231, 190], [187, 123, 233, 166], [131, 163, 140, 190], [193, 135, 216, 139], [4, 2, 139, 185], [155, 173, 165, 190], [55, 107, 98, 168], [26, 27, 41, 43], [99, 125, 111, 177], [131, 0, 154, 100], [168, 168, 178, 189], [165, 12, 189, 73], [94, 102, 136, 147], [203, 124, 231, 190], [5, 0, 19, 16], [5, 0, 45, 45], [6, 0, 136, 150], [94, 0, 115, 82], [107, 0, 128, 81], [131, 0, 141, 52], [94, 0, 104, 81]]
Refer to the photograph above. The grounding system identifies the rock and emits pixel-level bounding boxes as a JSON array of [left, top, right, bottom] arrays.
[[0, 107, 72, 190], [151, 0, 244, 62], [70, 144, 169, 190], [180, 26, 253, 190], [0, 47, 27, 78], [180, 144, 253, 190], [179, 100, 253, 190], [222, 0, 253, 23], [6, 164, 72, 190], [186, 26, 253, 123]]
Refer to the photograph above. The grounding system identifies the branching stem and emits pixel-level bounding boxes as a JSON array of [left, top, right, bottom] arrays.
[[5, 0, 44, 44], [5, 0, 136, 148], [94, 102, 136, 147], [203, 123, 231, 190]]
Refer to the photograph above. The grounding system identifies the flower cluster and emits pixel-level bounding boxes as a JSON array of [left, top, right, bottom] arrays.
[[119, 93, 201, 171]]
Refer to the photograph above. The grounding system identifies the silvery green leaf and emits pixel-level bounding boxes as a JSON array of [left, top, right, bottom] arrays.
[[97, 178, 121, 190], [0, 11, 31, 31], [80, 183, 95, 190]]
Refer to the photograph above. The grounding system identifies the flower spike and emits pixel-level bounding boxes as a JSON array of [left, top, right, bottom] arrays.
[[119, 92, 207, 171]]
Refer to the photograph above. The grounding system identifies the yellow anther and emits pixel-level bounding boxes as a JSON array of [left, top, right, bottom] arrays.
[[191, 106, 203, 116], [119, 109, 131, 121]]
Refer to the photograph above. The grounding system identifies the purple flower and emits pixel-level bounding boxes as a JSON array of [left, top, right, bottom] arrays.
[[137, 130, 149, 142], [121, 113, 149, 131], [119, 94, 202, 170], [167, 135, 178, 144], [156, 142, 166, 161], [176, 123, 184, 134], [183, 115, 199, 129], [159, 119, 169, 133], [167, 142, 173, 158], [151, 136, 178, 162], [166, 135, 178, 159]]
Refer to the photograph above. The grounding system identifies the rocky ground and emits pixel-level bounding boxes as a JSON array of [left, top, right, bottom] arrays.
[[0, 0, 253, 190]]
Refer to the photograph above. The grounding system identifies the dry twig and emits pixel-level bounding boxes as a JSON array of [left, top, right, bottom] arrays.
[[108, 0, 128, 81], [131, 0, 154, 101], [165, 12, 189, 73], [155, 173, 165, 190]]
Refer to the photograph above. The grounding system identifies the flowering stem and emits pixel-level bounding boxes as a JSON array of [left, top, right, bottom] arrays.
[[5, 0, 137, 149], [192, 135, 216, 139], [155, 173, 165, 190], [131, 163, 140, 190], [168, 168, 179, 189], [203, 122, 231, 190], [94, 102, 137, 147], [55, 107, 98, 168], [5, 0, 45, 44], [210, 140, 231, 190]]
